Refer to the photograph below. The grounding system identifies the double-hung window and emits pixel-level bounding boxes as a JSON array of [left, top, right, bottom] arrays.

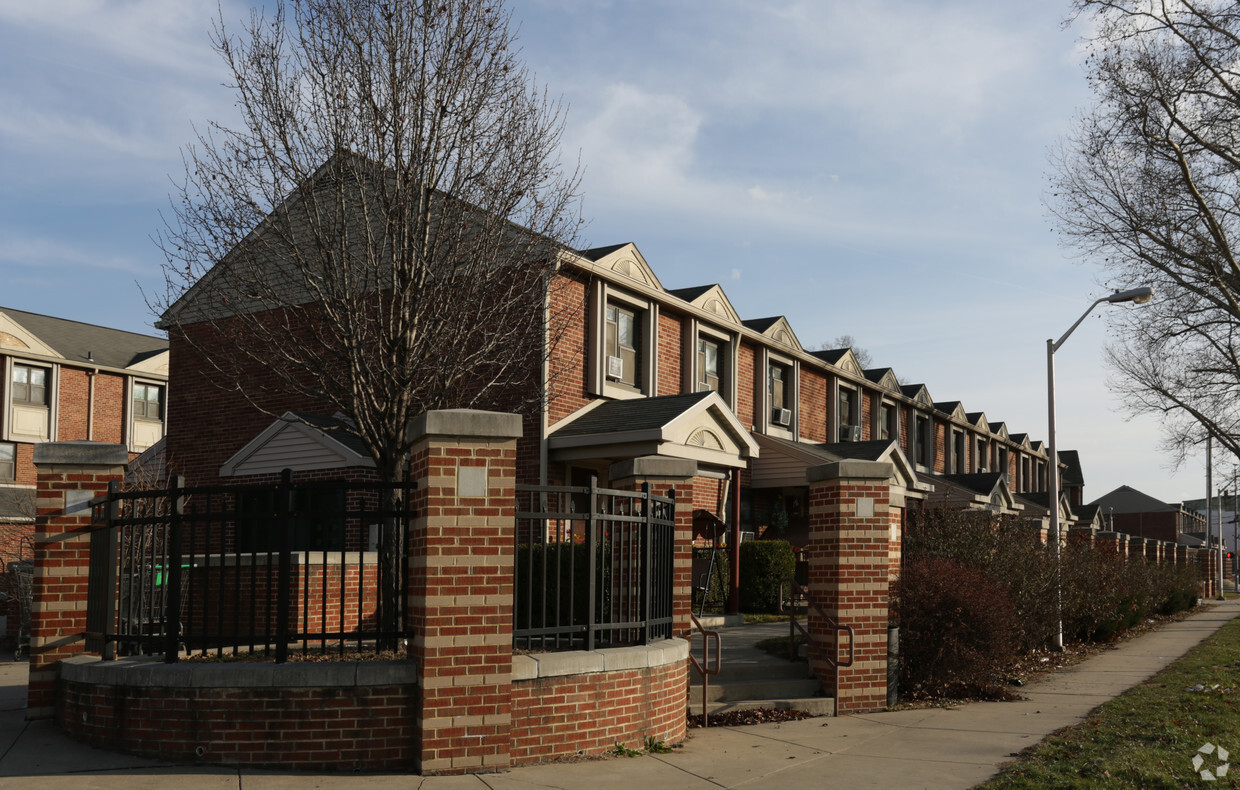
[[769, 362, 792, 428], [0, 443, 14, 481], [604, 303, 641, 388], [698, 337, 720, 392], [133, 383, 164, 421], [12, 364, 47, 406], [839, 386, 859, 441]]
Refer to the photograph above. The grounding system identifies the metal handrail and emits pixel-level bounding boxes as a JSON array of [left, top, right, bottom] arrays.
[[687, 613, 722, 727], [780, 577, 854, 668]]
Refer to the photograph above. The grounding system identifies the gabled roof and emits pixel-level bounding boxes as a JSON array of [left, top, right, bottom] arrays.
[[966, 412, 989, 432], [743, 316, 802, 351], [931, 472, 1022, 513], [1059, 450, 1084, 486], [990, 422, 1009, 441], [864, 368, 900, 392], [668, 284, 741, 325], [0, 307, 167, 373], [1089, 485, 1180, 514], [548, 392, 758, 469], [934, 401, 967, 422], [220, 411, 374, 477], [1009, 433, 1032, 449], [900, 383, 933, 408], [581, 242, 663, 290], [750, 434, 925, 492]]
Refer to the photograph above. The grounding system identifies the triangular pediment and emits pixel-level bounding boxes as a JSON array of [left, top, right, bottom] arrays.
[[750, 434, 925, 494], [127, 349, 170, 376], [582, 243, 663, 291], [865, 368, 900, 392], [221, 411, 374, 477], [991, 422, 1010, 441], [675, 284, 741, 325], [1010, 433, 1032, 450], [0, 311, 62, 359], [744, 316, 802, 352], [935, 401, 967, 422], [832, 349, 864, 377], [548, 392, 757, 469], [1031, 440, 1045, 455], [902, 384, 933, 408], [966, 412, 989, 433]]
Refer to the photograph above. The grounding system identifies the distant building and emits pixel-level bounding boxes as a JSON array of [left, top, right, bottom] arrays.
[[1090, 485, 1207, 543]]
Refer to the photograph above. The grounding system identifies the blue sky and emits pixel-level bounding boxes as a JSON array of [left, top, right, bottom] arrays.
[[0, 0, 1222, 505]]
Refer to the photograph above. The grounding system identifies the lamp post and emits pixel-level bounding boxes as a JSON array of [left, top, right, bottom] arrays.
[[1047, 286, 1154, 650]]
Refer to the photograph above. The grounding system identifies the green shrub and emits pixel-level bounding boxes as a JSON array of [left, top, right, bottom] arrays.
[[739, 540, 795, 613]]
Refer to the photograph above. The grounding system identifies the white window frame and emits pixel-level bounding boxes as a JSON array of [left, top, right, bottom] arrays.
[[3, 357, 57, 443], [589, 283, 657, 400], [875, 398, 898, 442], [837, 384, 860, 442], [759, 348, 797, 438], [127, 377, 168, 452], [685, 320, 735, 406], [0, 441, 14, 481]]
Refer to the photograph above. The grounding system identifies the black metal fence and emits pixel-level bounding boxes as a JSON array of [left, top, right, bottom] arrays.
[[514, 480, 675, 651], [87, 469, 413, 663]]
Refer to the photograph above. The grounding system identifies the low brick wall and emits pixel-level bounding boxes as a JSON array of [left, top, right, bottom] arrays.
[[510, 639, 688, 764], [53, 640, 688, 772], [56, 657, 419, 770]]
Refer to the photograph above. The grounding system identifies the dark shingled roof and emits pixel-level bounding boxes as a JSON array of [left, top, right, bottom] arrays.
[[1017, 491, 1052, 510], [577, 243, 631, 261], [1, 307, 166, 370], [1073, 503, 1101, 522], [551, 392, 714, 438], [818, 440, 896, 463], [1059, 450, 1084, 486], [288, 412, 371, 457], [810, 349, 849, 365], [742, 316, 783, 334], [965, 411, 986, 426], [939, 472, 1006, 497], [934, 401, 963, 415], [667, 285, 718, 302], [900, 384, 927, 399], [1089, 485, 1179, 513], [863, 367, 895, 383]]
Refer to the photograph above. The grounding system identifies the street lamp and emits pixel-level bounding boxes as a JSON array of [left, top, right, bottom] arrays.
[[1047, 286, 1154, 649]]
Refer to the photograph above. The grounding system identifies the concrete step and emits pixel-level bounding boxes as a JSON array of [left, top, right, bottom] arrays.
[[686, 696, 836, 717], [707, 659, 812, 684], [688, 677, 823, 707]]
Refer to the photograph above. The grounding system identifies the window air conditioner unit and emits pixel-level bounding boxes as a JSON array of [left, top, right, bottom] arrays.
[[698, 381, 713, 392], [840, 425, 861, 442], [606, 355, 625, 379], [773, 408, 792, 427]]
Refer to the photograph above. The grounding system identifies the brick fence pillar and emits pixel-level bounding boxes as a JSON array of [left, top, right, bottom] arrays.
[[406, 410, 521, 775], [609, 456, 697, 636], [805, 459, 894, 715], [27, 441, 128, 719], [1176, 544, 1188, 567], [1068, 526, 1095, 550]]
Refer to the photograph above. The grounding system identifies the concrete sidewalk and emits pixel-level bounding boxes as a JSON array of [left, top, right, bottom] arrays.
[[2, 598, 1237, 789]]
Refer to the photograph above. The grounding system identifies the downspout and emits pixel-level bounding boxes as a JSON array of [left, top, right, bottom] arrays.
[[728, 466, 741, 615], [86, 369, 96, 441]]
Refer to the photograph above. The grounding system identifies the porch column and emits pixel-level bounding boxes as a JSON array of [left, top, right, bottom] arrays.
[[27, 441, 128, 719], [805, 459, 895, 715], [407, 409, 521, 775], [609, 456, 697, 636]]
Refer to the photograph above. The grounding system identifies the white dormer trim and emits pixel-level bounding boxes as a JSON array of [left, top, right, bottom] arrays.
[[220, 411, 375, 477]]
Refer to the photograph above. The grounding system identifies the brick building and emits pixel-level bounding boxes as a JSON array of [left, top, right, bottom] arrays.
[[1091, 484, 1207, 543], [0, 307, 169, 527]]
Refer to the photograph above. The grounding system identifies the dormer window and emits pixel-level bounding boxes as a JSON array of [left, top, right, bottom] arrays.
[[952, 430, 966, 474], [877, 401, 897, 442]]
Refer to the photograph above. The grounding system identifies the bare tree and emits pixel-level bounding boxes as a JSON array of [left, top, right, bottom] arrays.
[[816, 335, 874, 369], [1051, 0, 1240, 467], [155, 0, 582, 641]]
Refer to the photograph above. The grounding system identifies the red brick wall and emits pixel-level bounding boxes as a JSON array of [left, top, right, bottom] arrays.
[[57, 679, 416, 770], [656, 311, 682, 397], [547, 272, 590, 426], [799, 368, 827, 443], [56, 368, 90, 440], [92, 373, 126, 444], [510, 661, 686, 764], [736, 342, 756, 429]]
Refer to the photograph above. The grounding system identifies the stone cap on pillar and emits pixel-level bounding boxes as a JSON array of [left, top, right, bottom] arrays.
[[609, 456, 698, 482], [32, 441, 129, 467], [406, 409, 523, 443], [806, 459, 893, 483]]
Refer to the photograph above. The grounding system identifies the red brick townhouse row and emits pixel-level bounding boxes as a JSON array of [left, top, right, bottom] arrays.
[[0, 307, 168, 588], [161, 232, 1072, 556]]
